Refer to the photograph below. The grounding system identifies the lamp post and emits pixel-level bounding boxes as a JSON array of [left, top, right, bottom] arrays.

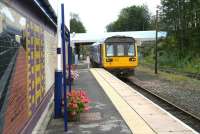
[[68, 33, 72, 93], [61, 3, 68, 131], [155, 9, 158, 74]]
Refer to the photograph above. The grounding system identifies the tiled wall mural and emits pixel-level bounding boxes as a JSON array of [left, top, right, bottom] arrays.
[[26, 21, 45, 116], [3, 47, 28, 134], [0, 2, 56, 134], [0, 2, 28, 134]]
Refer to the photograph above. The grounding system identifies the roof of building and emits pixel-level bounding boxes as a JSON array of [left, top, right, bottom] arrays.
[[71, 31, 167, 45], [33, 0, 57, 26], [34, 0, 70, 36]]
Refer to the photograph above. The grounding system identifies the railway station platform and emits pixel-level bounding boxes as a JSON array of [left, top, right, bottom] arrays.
[[44, 68, 198, 134]]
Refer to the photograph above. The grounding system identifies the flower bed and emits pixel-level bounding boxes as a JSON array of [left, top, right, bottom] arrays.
[[66, 89, 90, 121]]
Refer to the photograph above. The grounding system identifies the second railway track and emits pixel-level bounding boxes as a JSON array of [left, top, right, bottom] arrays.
[[121, 77, 200, 133], [141, 63, 200, 80]]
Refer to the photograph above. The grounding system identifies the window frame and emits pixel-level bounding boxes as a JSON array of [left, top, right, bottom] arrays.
[[105, 42, 136, 57]]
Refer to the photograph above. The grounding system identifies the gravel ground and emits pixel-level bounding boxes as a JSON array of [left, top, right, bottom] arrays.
[[128, 66, 200, 119]]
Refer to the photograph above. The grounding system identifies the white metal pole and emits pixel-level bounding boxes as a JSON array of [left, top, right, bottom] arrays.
[[54, 0, 64, 118], [57, 0, 63, 71]]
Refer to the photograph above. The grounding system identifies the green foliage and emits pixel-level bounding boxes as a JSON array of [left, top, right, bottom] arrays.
[[160, 0, 200, 55], [106, 5, 151, 32], [70, 13, 86, 33], [142, 0, 200, 73], [141, 40, 200, 73]]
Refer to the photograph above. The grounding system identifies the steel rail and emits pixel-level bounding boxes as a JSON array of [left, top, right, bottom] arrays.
[[140, 63, 200, 80]]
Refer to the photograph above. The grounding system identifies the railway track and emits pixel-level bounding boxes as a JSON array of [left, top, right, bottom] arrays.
[[121, 77, 200, 132], [159, 67, 200, 80], [141, 63, 200, 80]]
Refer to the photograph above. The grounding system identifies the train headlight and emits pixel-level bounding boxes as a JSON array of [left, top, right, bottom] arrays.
[[129, 57, 136, 61], [106, 58, 113, 62]]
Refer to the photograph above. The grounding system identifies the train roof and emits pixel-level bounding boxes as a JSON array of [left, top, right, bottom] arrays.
[[91, 36, 134, 47], [104, 36, 134, 43]]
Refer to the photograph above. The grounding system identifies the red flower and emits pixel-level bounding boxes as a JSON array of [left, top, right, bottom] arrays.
[[84, 106, 90, 112], [72, 104, 78, 109], [66, 89, 91, 115]]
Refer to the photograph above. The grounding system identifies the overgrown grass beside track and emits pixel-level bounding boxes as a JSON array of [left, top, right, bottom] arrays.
[[139, 46, 200, 74]]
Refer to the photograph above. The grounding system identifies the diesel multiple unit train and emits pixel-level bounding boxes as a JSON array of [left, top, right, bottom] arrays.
[[89, 36, 138, 76]]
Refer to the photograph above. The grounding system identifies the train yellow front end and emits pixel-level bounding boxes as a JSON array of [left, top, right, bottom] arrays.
[[90, 36, 138, 77], [102, 36, 138, 76]]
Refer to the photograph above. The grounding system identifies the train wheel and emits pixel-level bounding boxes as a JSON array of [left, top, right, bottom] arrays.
[[132, 70, 135, 76]]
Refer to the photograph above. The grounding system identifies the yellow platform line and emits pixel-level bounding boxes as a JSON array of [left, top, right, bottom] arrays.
[[90, 68, 156, 134]]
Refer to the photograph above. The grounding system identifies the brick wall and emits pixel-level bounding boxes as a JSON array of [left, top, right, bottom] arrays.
[[3, 47, 29, 134]]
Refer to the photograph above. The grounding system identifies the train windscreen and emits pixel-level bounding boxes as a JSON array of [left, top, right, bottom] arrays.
[[106, 43, 135, 57]]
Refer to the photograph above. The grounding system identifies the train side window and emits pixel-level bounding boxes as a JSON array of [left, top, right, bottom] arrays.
[[106, 44, 114, 56], [128, 44, 134, 56]]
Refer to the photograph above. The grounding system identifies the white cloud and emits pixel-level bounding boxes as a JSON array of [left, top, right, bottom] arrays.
[[49, 0, 160, 33]]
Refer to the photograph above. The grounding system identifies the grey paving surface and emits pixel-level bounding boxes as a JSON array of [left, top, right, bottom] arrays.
[[45, 68, 132, 134]]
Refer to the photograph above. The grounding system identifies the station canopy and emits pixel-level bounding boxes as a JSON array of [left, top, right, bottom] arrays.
[[71, 30, 167, 46]]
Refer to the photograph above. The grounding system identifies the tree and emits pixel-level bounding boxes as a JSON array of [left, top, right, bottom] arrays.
[[106, 5, 151, 32], [70, 13, 86, 33], [160, 0, 200, 57]]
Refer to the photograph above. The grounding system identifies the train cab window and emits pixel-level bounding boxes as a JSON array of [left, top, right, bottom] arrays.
[[106, 44, 114, 56], [106, 43, 135, 57], [117, 44, 124, 56], [128, 44, 134, 56]]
